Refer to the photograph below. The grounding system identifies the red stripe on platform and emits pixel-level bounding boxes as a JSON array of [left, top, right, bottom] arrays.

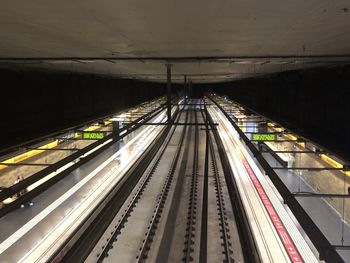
[[242, 158, 303, 263]]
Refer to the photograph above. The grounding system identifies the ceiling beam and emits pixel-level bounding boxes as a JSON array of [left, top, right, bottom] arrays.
[[0, 54, 350, 63]]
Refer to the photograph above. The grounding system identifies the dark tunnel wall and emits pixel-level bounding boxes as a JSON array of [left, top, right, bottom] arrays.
[[0, 68, 171, 152], [198, 65, 350, 162]]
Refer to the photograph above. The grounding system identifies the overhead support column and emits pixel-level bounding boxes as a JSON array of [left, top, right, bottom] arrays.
[[184, 75, 187, 105], [189, 80, 192, 98], [112, 120, 120, 140], [166, 64, 172, 125]]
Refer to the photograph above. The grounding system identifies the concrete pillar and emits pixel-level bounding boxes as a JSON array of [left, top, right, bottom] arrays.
[[166, 64, 172, 124], [112, 121, 120, 139], [184, 75, 187, 104]]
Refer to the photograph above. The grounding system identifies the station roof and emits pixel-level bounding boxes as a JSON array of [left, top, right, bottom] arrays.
[[1, 0, 350, 83]]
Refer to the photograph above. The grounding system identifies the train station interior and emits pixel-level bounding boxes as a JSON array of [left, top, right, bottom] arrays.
[[0, 1, 350, 262]]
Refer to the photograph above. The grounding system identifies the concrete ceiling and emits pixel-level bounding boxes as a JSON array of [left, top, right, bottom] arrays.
[[1, 0, 350, 83]]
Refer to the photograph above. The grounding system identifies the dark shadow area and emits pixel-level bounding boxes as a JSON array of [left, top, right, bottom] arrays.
[[3, 64, 350, 163], [197, 65, 350, 162], [0, 67, 175, 152]]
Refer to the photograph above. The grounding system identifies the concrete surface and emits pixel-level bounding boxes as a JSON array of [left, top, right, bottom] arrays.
[[1, 0, 350, 82]]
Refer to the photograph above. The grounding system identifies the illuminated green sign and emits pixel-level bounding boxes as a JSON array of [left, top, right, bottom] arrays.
[[82, 132, 105, 140], [252, 133, 276, 141]]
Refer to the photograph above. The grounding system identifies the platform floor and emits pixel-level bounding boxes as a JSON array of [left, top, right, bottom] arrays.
[[241, 116, 350, 261], [262, 151, 350, 261], [0, 129, 142, 262]]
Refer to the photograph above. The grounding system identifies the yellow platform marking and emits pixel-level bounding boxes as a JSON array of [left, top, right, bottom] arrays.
[[0, 140, 58, 171]]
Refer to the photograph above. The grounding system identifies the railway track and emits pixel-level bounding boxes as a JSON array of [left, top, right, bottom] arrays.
[[135, 107, 189, 262], [92, 106, 188, 263], [183, 106, 199, 262], [83, 100, 246, 263], [207, 125, 234, 263]]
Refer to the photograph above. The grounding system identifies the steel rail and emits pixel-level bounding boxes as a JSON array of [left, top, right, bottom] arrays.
[[199, 104, 209, 263], [136, 106, 189, 262], [183, 107, 199, 262], [206, 108, 234, 262], [95, 107, 184, 262]]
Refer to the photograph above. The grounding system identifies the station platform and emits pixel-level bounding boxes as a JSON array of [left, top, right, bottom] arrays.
[[0, 138, 96, 188], [0, 107, 168, 262], [0, 97, 347, 263], [0, 136, 130, 262], [0, 97, 164, 210], [263, 152, 350, 261], [211, 94, 349, 262]]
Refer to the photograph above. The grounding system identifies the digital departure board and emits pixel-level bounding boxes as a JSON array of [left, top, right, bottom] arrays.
[[82, 132, 105, 140], [251, 133, 276, 141]]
